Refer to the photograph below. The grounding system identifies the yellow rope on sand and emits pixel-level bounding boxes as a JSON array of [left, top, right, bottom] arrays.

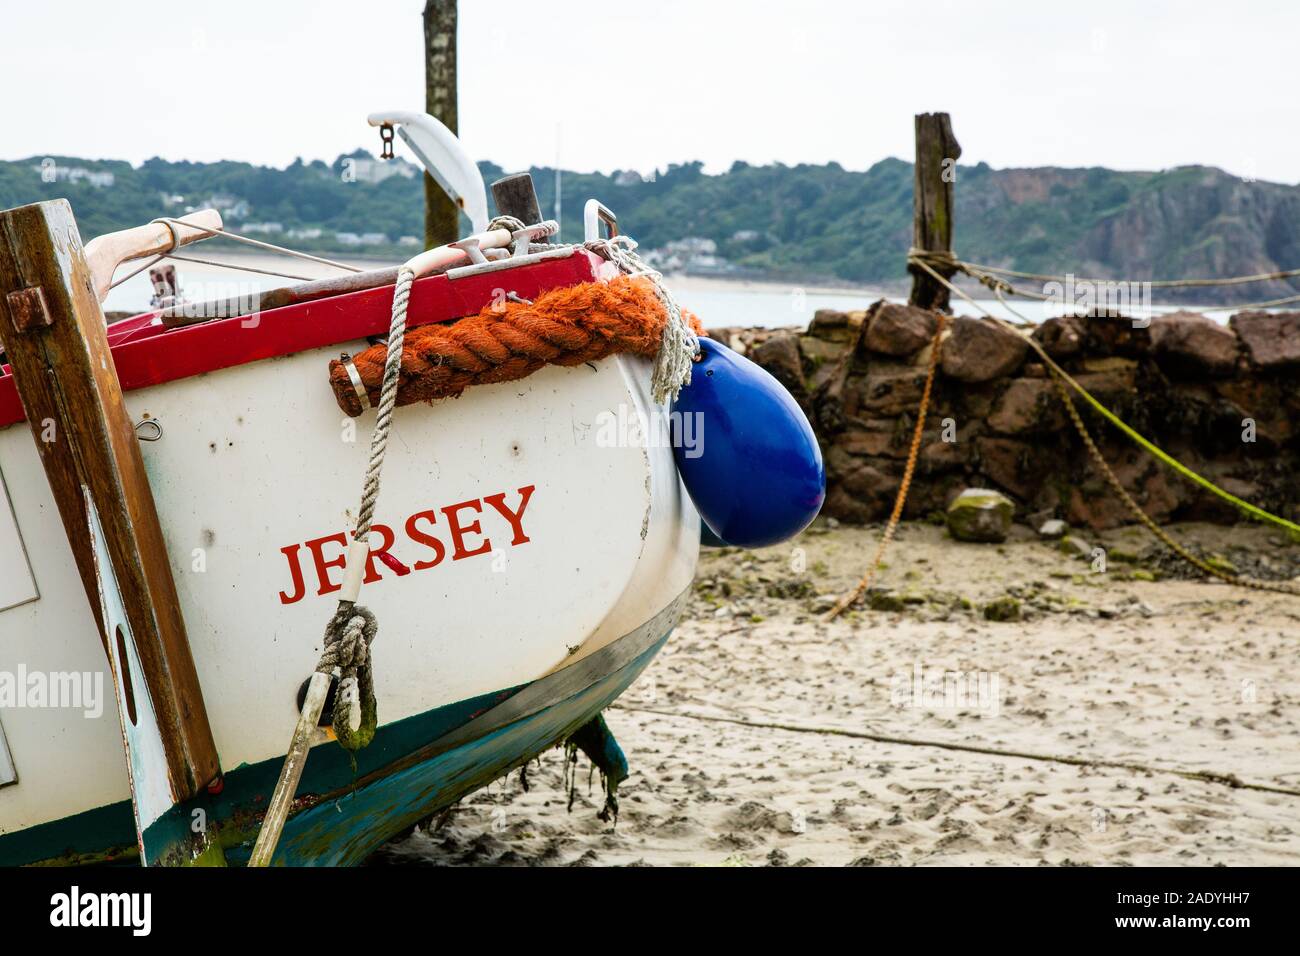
[[1047, 373, 1300, 595], [825, 312, 947, 620], [909, 257, 1300, 597]]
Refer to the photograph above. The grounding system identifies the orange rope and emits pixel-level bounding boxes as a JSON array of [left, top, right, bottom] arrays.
[[825, 312, 948, 620], [329, 275, 704, 416]]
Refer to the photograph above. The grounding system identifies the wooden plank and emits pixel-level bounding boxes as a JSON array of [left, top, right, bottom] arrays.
[[491, 173, 546, 235], [0, 200, 221, 803], [908, 112, 962, 311]]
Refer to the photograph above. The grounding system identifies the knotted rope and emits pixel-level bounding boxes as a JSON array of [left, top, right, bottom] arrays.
[[486, 214, 527, 235], [911, 248, 1300, 317], [249, 261, 414, 866], [351, 265, 413, 538], [584, 234, 700, 404], [301, 264, 417, 748], [318, 604, 379, 750], [329, 274, 704, 417], [307, 263, 414, 745]]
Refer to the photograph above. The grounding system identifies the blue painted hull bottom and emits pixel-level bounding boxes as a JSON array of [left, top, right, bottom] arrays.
[[268, 630, 668, 866], [0, 592, 684, 867]]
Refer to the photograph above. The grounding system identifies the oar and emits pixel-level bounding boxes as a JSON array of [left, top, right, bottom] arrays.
[[84, 209, 223, 301]]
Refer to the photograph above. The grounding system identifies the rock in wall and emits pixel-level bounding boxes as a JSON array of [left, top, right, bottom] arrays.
[[710, 305, 1300, 530]]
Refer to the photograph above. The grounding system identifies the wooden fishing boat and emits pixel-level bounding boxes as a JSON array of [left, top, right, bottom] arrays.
[[0, 119, 695, 866], [0, 113, 821, 866]]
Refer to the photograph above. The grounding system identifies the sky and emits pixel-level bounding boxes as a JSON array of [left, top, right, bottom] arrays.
[[1, 0, 1296, 183]]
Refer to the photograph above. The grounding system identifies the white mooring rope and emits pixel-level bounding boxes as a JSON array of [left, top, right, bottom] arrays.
[[249, 258, 416, 866], [585, 234, 699, 403]]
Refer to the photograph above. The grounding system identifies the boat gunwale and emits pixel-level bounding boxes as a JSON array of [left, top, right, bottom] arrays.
[[0, 249, 609, 429]]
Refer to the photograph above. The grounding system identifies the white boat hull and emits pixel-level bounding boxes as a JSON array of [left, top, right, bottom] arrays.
[[0, 337, 698, 858]]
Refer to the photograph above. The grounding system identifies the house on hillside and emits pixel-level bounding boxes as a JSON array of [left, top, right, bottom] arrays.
[[33, 161, 115, 188], [342, 156, 418, 185]]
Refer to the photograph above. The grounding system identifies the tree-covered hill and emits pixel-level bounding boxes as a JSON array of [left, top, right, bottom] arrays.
[[2, 151, 1296, 304]]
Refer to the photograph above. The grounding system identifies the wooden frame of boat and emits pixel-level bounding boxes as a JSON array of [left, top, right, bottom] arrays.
[[0, 200, 227, 865]]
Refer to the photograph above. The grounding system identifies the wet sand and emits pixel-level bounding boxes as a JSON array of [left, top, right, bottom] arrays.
[[372, 519, 1300, 866]]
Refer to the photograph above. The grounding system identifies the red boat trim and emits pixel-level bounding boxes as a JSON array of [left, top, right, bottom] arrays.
[[0, 250, 612, 428]]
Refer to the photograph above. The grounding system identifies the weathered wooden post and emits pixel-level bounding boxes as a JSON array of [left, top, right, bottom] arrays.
[[491, 173, 548, 239], [0, 200, 225, 865], [423, 0, 460, 249], [908, 112, 962, 311]]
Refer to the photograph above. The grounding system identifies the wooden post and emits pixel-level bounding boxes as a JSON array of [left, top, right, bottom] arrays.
[[908, 112, 961, 311], [423, 0, 460, 249], [491, 173, 547, 238], [0, 200, 224, 865]]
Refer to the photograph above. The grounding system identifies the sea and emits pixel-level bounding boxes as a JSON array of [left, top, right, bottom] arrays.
[[102, 252, 1254, 329]]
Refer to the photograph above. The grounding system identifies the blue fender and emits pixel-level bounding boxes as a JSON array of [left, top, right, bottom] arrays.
[[672, 338, 825, 547]]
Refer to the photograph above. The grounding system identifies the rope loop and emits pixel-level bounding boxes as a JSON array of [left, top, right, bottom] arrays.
[[487, 214, 527, 234], [907, 248, 1300, 313], [585, 234, 700, 403], [906, 247, 959, 272], [150, 217, 184, 256]]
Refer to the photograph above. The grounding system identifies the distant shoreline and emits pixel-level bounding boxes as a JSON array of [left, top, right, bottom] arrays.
[[170, 248, 892, 300], [661, 271, 886, 300], [103, 248, 1270, 329]]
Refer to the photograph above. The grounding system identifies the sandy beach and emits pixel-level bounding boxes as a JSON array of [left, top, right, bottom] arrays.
[[371, 517, 1300, 867]]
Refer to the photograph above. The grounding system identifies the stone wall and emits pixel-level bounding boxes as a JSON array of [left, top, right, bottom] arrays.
[[710, 305, 1300, 530]]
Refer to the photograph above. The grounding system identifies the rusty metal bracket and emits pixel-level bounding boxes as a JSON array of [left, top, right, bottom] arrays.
[[5, 287, 51, 333]]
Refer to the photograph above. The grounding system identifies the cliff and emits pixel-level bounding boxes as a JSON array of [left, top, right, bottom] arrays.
[[3, 156, 1297, 302]]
